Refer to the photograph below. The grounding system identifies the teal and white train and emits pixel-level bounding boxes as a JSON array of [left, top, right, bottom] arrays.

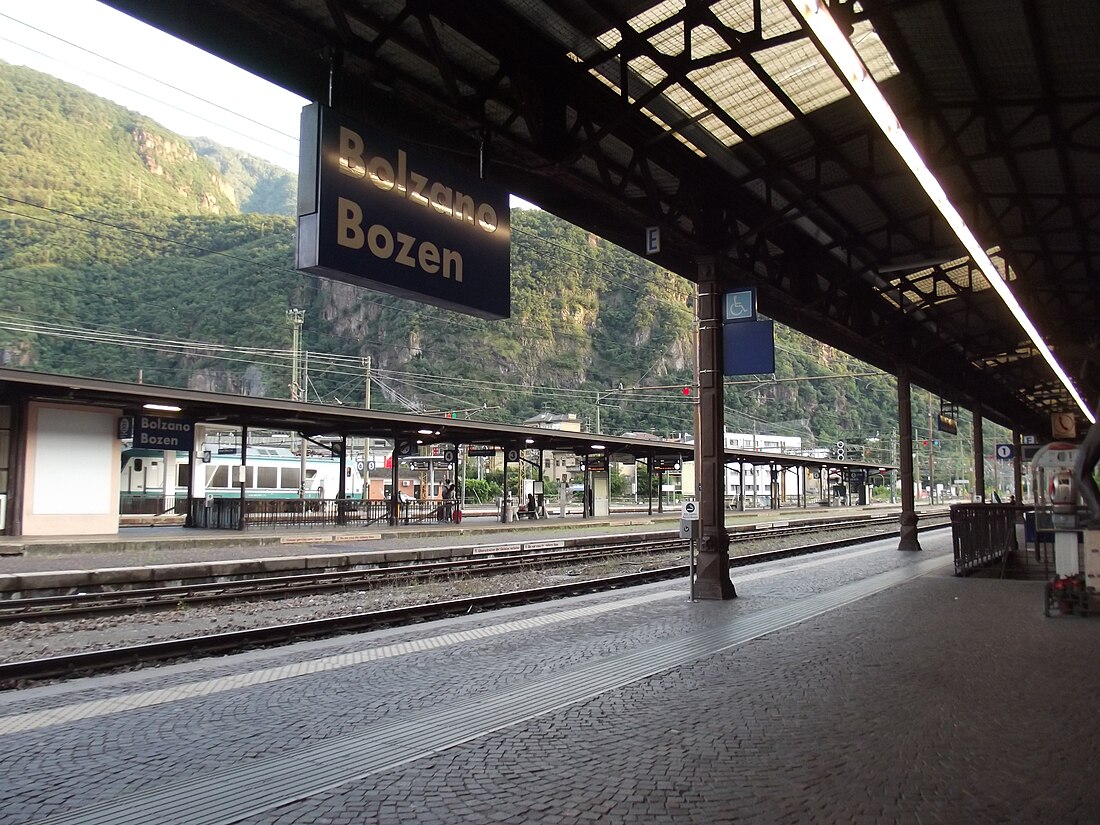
[[120, 446, 365, 512]]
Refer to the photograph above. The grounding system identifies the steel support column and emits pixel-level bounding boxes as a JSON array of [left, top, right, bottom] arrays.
[[1012, 429, 1023, 504], [338, 435, 347, 500], [897, 369, 921, 551], [738, 460, 745, 511], [238, 425, 248, 531], [389, 440, 399, 526], [973, 404, 985, 502], [694, 259, 736, 599]]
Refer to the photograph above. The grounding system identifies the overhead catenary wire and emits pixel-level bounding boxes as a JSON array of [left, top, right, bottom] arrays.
[[0, 15, 300, 160]]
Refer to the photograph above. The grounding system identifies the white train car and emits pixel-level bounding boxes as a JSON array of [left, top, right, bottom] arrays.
[[121, 446, 363, 512]]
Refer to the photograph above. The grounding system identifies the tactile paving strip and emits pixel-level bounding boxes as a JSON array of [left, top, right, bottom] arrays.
[[38, 554, 949, 825]]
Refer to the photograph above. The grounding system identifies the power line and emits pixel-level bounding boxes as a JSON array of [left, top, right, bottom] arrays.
[[0, 16, 300, 154]]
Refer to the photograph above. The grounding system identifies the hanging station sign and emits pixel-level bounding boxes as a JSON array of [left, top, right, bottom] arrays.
[[938, 399, 959, 434], [296, 103, 511, 319], [652, 454, 683, 472], [133, 415, 194, 451]]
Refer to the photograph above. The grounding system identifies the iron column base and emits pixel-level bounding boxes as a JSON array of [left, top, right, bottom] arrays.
[[898, 512, 922, 551], [694, 534, 737, 599]]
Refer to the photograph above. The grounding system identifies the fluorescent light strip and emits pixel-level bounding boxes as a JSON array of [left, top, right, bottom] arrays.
[[792, 0, 1095, 423]]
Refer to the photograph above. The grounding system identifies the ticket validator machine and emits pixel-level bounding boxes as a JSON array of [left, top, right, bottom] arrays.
[[681, 500, 700, 601]]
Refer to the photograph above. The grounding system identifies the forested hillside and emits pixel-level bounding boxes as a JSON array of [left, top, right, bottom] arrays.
[[0, 59, 945, 469]]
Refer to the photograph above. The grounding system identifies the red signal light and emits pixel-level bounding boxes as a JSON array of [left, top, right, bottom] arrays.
[[682, 387, 691, 396]]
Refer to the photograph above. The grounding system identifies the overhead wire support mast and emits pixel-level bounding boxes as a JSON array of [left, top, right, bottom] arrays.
[[287, 309, 307, 501]]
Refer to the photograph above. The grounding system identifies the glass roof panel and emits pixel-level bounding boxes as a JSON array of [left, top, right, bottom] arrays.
[[650, 19, 685, 56], [590, 1, 900, 149], [688, 63, 785, 142], [665, 82, 708, 118], [710, 0, 802, 37], [630, 54, 667, 86]]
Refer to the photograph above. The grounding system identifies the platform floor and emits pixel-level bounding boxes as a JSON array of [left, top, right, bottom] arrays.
[[2, 529, 1096, 824]]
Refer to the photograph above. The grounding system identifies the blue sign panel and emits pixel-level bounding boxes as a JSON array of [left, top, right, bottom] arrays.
[[724, 288, 757, 322], [297, 104, 511, 319], [723, 319, 775, 375], [134, 415, 195, 451]]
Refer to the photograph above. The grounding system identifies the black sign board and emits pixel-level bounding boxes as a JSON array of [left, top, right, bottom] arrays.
[[652, 455, 682, 472], [467, 448, 497, 457], [937, 412, 958, 435], [584, 455, 609, 472], [297, 104, 511, 319], [134, 415, 194, 451]]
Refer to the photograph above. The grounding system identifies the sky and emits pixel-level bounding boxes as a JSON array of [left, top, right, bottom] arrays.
[[0, 0, 537, 210], [0, 0, 307, 170]]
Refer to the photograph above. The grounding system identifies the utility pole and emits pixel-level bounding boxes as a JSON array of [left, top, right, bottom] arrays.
[[286, 310, 304, 401], [287, 309, 306, 500], [364, 355, 372, 409], [594, 382, 624, 434]]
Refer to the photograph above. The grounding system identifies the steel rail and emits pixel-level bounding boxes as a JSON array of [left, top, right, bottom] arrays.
[[0, 521, 950, 689]]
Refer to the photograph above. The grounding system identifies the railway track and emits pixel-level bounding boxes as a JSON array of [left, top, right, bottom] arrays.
[[0, 512, 945, 624], [0, 514, 950, 688]]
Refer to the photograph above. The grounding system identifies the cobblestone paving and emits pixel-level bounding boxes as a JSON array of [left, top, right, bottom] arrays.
[[240, 569, 1100, 825], [3, 532, 1086, 824]]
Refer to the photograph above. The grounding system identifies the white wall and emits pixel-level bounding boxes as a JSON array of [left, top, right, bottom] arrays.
[[21, 403, 121, 535]]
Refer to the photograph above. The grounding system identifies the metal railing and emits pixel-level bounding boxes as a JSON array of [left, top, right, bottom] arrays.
[[188, 497, 243, 529], [950, 503, 1021, 576], [121, 495, 186, 516], [186, 497, 450, 530]]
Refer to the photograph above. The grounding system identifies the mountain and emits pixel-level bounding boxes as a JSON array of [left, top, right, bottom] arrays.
[[0, 61, 237, 218], [190, 137, 296, 216], [0, 59, 941, 466]]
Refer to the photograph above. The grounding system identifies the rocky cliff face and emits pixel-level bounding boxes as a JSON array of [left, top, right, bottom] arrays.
[[130, 127, 236, 214]]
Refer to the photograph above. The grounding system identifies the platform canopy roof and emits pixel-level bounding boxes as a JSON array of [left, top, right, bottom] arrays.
[[1, 368, 888, 472], [103, 0, 1100, 435]]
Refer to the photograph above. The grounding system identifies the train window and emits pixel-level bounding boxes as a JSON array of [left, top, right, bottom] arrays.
[[281, 468, 301, 489], [133, 459, 144, 472], [207, 465, 229, 487], [177, 464, 190, 487], [257, 467, 277, 488], [305, 469, 318, 480]]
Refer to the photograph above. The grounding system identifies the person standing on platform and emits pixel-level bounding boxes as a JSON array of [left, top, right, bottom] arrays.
[[442, 478, 456, 522], [527, 492, 537, 519]]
